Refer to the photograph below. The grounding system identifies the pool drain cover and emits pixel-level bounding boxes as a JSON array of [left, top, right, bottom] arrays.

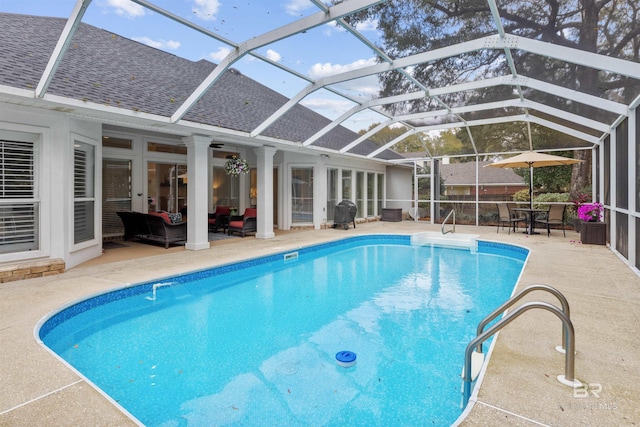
[[277, 362, 299, 375]]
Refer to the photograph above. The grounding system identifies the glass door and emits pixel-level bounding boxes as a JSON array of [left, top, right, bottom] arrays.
[[102, 158, 131, 237], [212, 167, 239, 210], [291, 167, 313, 224], [147, 162, 187, 214]]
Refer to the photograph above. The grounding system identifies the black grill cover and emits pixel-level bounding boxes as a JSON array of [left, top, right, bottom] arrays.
[[333, 200, 357, 229]]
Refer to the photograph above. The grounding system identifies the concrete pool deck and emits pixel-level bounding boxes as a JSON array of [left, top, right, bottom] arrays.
[[0, 221, 638, 426]]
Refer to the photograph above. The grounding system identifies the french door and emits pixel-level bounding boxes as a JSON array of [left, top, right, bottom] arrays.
[[102, 158, 132, 237]]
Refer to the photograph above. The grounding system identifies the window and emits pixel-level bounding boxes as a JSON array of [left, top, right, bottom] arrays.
[[0, 137, 38, 254], [147, 141, 187, 155], [102, 136, 132, 150], [377, 173, 384, 214], [148, 162, 187, 214], [327, 168, 338, 222], [342, 170, 352, 201], [212, 166, 239, 209], [356, 171, 364, 218], [367, 172, 375, 217], [74, 141, 95, 244]]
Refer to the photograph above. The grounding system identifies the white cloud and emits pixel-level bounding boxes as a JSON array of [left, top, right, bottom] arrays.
[[265, 49, 282, 62], [106, 0, 145, 18], [132, 36, 181, 50], [209, 46, 231, 62], [192, 0, 221, 21], [354, 18, 378, 32], [324, 18, 379, 36], [308, 57, 378, 79], [285, 0, 313, 16]]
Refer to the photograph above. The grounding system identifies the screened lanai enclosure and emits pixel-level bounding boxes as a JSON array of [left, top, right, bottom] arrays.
[[0, 0, 639, 272]]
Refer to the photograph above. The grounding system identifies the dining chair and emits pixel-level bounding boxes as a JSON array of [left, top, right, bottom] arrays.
[[497, 204, 525, 234], [535, 205, 566, 237]]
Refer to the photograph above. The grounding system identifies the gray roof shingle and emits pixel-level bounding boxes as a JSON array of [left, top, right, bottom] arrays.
[[0, 12, 402, 160]]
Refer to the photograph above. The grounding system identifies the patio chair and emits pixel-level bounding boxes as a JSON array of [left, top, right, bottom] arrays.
[[507, 203, 526, 222], [535, 204, 566, 237], [227, 208, 257, 237], [208, 205, 231, 233], [497, 203, 525, 234]]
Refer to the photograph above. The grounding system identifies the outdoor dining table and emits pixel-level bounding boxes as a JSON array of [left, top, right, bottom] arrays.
[[512, 208, 548, 235]]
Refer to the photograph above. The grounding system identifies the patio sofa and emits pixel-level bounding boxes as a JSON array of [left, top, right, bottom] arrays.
[[117, 211, 186, 248]]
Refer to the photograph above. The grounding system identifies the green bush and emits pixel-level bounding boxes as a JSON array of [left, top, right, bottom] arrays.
[[534, 192, 570, 203], [533, 193, 578, 222], [512, 189, 530, 202]]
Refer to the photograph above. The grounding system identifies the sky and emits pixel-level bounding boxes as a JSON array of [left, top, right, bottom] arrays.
[[0, 0, 388, 132]]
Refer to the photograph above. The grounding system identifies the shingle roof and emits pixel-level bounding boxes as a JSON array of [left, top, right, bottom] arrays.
[[0, 12, 402, 160]]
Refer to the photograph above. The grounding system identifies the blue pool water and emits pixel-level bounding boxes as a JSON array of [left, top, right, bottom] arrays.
[[39, 235, 527, 426]]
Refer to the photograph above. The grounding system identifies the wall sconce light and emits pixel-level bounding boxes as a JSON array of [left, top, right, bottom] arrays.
[[320, 154, 330, 159]]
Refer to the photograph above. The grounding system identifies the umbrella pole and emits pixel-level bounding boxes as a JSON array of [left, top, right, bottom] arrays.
[[529, 165, 533, 210]]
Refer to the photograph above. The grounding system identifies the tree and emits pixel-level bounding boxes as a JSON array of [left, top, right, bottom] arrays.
[[358, 123, 425, 152], [343, 0, 640, 198], [425, 130, 466, 159]]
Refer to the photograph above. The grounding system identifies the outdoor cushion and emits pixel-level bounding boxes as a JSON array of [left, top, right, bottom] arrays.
[[149, 211, 171, 224], [167, 212, 182, 223], [214, 206, 232, 215]]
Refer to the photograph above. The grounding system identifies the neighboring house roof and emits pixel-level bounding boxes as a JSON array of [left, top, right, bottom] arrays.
[[0, 13, 402, 161], [440, 161, 526, 186]]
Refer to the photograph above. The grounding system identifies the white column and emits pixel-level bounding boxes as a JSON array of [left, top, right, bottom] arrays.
[[610, 130, 616, 247], [314, 157, 327, 229], [254, 146, 277, 239], [183, 135, 211, 250]]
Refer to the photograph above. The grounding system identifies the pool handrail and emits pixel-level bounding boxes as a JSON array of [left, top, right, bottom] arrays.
[[462, 300, 580, 408], [441, 209, 455, 234], [475, 284, 570, 354]]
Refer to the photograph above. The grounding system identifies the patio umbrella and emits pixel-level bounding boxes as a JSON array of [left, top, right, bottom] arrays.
[[485, 151, 582, 209]]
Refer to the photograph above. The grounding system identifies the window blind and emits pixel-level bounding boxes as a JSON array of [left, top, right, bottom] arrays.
[[0, 139, 38, 254]]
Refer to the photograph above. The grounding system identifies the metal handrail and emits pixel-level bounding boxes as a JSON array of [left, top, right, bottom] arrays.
[[441, 209, 455, 234], [462, 301, 578, 408], [475, 284, 570, 354]]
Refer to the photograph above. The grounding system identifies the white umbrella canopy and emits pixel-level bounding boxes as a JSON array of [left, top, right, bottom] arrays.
[[486, 151, 583, 209]]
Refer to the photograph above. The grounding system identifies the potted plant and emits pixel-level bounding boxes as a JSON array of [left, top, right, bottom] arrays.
[[577, 202, 606, 245], [569, 191, 590, 231], [224, 156, 249, 177]]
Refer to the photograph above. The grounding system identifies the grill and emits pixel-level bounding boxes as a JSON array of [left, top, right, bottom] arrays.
[[333, 200, 357, 230]]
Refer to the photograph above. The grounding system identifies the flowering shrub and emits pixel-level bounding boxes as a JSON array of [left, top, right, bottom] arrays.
[[577, 202, 603, 222], [224, 157, 249, 176]]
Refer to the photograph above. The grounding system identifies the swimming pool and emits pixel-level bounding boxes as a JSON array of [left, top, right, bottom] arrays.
[[38, 235, 527, 426]]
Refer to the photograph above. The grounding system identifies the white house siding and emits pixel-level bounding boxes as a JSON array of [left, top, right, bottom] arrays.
[[385, 166, 413, 213], [0, 103, 102, 270], [0, 104, 408, 269], [277, 150, 388, 230]]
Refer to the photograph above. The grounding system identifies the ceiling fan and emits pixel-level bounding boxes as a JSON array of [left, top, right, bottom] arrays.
[[209, 142, 224, 149]]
